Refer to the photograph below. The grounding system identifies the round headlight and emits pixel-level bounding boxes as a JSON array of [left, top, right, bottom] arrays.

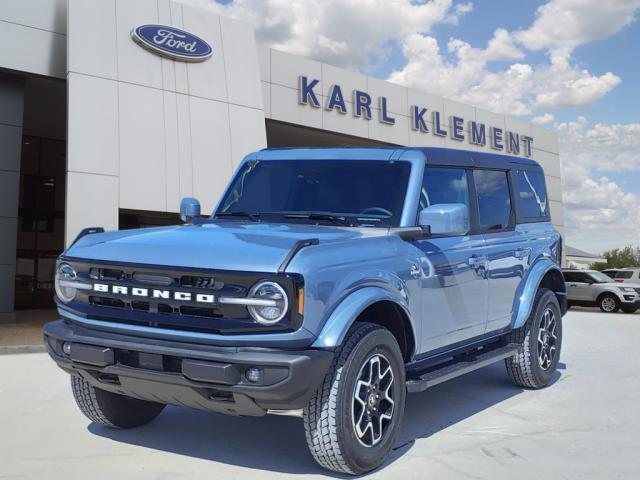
[[55, 263, 78, 303], [247, 281, 288, 325]]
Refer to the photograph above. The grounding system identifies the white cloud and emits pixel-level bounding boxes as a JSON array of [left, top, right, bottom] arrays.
[[179, 0, 471, 70], [557, 119, 640, 171], [559, 118, 640, 252], [532, 113, 555, 125], [516, 0, 640, 52]]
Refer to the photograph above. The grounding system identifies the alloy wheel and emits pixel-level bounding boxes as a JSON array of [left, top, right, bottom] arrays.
[[537, 307, 558, 370], [601, 296, 617, 312], [352, 354, 395, 447]]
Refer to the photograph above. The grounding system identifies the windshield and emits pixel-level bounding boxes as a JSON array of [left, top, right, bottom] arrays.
[[588, 271, 614, 283], [216, 159, 411, 227]]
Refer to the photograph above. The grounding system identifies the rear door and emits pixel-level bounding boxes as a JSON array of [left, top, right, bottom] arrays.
[[472, 169, 523, 333], [412, 167, 488, 353]]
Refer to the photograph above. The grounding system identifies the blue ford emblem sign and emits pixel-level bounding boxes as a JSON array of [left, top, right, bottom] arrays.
[[131, 24, 213, 62]]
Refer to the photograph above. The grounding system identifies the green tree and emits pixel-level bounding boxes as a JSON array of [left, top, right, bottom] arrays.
[[590, 246, 640, 270]]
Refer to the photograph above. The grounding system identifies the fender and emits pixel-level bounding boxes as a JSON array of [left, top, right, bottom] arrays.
[[311, 286, 414, 350], [512, 257, 566, 329]]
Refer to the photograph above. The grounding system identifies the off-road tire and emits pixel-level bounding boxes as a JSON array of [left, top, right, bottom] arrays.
[[598, 293, 620, 313], [505, 288, 562, 389], [303, 322, 406, 475], [621, 306, 638, 314], [71, 376, 165, 428]]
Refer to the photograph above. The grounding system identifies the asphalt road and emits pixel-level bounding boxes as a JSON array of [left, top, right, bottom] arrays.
[[1, 309, 638, 479]]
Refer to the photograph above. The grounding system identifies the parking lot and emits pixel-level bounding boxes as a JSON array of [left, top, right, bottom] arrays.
[[1, 309, 638, 479]]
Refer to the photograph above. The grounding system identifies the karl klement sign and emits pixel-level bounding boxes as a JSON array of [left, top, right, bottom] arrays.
[[298, 76, 534, 157]]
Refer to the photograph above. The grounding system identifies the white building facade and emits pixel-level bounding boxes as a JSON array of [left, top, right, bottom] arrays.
[[0, 0, 563, 318]]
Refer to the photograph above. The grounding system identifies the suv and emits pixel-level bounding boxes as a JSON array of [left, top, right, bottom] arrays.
[[44, 147, 566, 475], [613, 268, 640, 284], [563, 269, 640, 313]]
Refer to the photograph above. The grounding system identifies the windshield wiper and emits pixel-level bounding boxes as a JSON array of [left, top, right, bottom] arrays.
[[215, 211, 260, 222], [284, 213, 350, 226]]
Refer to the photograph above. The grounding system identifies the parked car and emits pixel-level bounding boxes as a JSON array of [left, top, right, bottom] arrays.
[[602, 269, 621, 279], [44, 147, 566, 475], [613, 268, 640, 284], [562, 269, 640, 313]]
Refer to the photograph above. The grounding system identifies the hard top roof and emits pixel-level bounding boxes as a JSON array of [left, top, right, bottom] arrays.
[[255, 146, 543, 170]]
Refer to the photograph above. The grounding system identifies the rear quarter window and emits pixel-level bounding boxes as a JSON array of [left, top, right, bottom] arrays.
[[616, 271, 634, 279], [515, 170, 549, 221]]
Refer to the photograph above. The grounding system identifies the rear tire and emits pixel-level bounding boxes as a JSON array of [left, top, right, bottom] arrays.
[[303, 322, 406, 475], [598, 293, 620, 313], [505, 288, 562, 389], [71, 376, 165, 428]]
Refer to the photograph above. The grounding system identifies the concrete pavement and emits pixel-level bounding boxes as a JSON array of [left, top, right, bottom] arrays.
[[1, 310, 638, 479]]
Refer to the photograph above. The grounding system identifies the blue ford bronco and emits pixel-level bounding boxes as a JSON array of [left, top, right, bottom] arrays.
[[44, 147, 566, 475]]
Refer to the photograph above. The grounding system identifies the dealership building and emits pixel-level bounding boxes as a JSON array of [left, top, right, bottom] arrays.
[[0, 0, 563, 320]]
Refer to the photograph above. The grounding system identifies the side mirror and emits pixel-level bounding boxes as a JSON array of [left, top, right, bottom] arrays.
[[418, 203, 469, 236], [180, 197, 201, 224]]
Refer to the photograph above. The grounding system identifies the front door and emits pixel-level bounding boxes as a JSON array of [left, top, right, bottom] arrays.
[[564, 271, 594, 302], [413, 167, 488, 354]]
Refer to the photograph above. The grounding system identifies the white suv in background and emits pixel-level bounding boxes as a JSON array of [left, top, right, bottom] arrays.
[[613, 268, 640, 284], [563, 269, 640, 313]]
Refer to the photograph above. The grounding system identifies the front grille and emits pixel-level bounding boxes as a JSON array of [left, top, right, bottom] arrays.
[[61, 258, 303, 334], [634, 288, 640, 295]]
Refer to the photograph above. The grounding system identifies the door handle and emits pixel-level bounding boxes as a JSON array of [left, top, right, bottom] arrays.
[[515, 247, 531, 260]]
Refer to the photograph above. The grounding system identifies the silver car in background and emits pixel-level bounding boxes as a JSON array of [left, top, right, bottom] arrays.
[[563, 269, 640, 313], [613, 268, 640, 284]]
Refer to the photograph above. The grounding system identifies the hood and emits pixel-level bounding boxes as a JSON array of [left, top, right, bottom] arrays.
[[64, 221, 386, 272]]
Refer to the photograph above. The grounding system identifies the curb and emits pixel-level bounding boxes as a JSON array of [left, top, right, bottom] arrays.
[[0, 344, 47, 355]]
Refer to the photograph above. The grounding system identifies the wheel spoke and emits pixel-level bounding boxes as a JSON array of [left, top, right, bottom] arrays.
[[352, 353, 395, 448]]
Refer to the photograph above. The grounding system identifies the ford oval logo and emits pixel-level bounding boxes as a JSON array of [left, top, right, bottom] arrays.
[[131, 24, 213, 62]]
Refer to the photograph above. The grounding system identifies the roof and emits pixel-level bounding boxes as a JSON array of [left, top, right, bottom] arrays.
[[566, 245, 603, 259], [257, 147, 543, 170]]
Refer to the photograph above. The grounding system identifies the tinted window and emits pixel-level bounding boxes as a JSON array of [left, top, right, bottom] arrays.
[[616, 271, 633, 279], [473, 170, 512, 231], [515, 170, 549, 219], [217, 160, 411, 227], [419, 167, 469, 210], [563, 272, 580, 282]]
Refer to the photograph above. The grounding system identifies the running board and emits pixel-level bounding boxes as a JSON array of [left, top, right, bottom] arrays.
[[406, 344, 521, 393]]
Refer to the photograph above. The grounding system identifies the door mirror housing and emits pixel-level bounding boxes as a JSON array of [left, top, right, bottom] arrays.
[[418, 203, 470, 236], [180, 197, 201, 224]]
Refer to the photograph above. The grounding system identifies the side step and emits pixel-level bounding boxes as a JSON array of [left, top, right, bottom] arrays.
[[406, 344, 521, 393]]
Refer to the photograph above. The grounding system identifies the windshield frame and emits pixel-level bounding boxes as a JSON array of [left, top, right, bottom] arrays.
[[213, 156, 423, 228]]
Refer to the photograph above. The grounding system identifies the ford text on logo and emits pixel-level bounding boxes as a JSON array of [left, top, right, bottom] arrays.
[[131, 24, 213, 62], [93, 283, 216, 304]]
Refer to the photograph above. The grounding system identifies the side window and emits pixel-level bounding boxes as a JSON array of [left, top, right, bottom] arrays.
[[563, 272, 578, 282], [419, 167, 469, 210], [515, 170, 549, 219], [473, 169, 513, 231], [616, 271, 633, 279]]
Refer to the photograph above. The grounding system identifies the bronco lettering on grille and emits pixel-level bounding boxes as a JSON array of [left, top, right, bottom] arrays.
[[93, 283, 216, 304]]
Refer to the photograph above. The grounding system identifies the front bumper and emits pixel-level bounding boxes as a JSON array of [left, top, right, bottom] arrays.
[[621, 298, 640, 307], [44, 320, 333, 417]]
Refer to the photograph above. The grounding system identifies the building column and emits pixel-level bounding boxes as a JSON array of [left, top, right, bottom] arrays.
[[0, 75, 24, 323]]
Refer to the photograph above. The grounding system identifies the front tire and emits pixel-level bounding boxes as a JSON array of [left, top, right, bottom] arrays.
[[598, 293, 620, 313], [303, 323, 406, 475], [71, 376, 165, 428], [505, 288, 562, 389]]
